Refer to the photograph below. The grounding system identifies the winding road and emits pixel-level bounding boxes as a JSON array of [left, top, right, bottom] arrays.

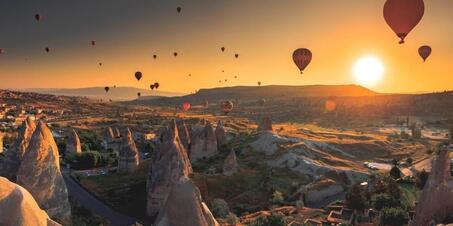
[[62, 173, 138, 226]]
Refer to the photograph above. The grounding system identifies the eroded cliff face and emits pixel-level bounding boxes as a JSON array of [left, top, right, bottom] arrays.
[[16, 122, 71, 223], [411, 148, 453, 226], [0, 177, 61, 226]]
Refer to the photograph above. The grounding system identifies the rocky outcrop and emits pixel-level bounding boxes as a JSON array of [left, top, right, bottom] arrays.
[[177, 119, 191, 151], [223, 150, 238, 176], [411, 148, 453, 226], [304, 179, 344, 205], [215, 121, 227, 147], [66, 129, 81, 154], [104, 127, 115, 142], [118, 128, 140, 173], [154, 176, 219, 226], [258, 116, 273, 131], [147, 120, 193, 217], [103, 127, 121, 152], [190, 122, 218, 162], [16, 122, 71, 222], [250, 131, 293, 155], [0, 117, 36, 181], [0, 177, 61, 226]]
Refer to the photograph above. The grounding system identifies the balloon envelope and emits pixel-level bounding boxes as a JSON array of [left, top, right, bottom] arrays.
[[383, 0, 424, 44], [91, 41, 96, 46], [292, 48, 312, 73], [418, 45, 431, 61], [177, 7, 181, 13], [234, 54, 239, 58], [221, 101, 234, 114], [104, 87, 110, 92], [221, 47, 225, 52], [35, 14, 41, 22], [135, 71, 143, 81], [154, 82, 160, 89], [182, 102, 191, 111], [45, 47, 50, 53]]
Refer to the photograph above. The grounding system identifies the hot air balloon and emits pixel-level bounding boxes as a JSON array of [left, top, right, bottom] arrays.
[[135, 71, 143, 81], [137, 92, 141, 97], [292, 48, 312, 74], [188, 74, 192, 77], [91, 41, 96, 46], [234, 76, 237, 79], [221, 47, 225, 52], [45, 47, 50, 53], [221, 100, 234, 114], [153, 54, 157, 59], [0, 49, 3, 54], [383, 0, 425, 44], [150, 84, 155, 90], [222, 70, 225, 73], [177, 7, 182, 13], [35, 14, 41, 22], [154, 82, 160, 89], [258, 81, 262, 86], [173, 52, 178, 57], [418, 45, 431, 62], [182, 101, 191, 111], [114, 85, 116, 88], [104, 86, 110, 92], [234, 54, 239, 58], [225, 79, 227, 82], [99, 62, 102, 66]]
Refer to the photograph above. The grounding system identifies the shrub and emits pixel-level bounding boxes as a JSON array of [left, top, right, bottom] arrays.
[[270, 190, 284, 205], [250, 212, 286, 226], [211, 198, 230, 218], [371, 193, 400, 211], [345, 184, 367, 211], [226, 212, 239, 225], [379, 207, 408, 226]]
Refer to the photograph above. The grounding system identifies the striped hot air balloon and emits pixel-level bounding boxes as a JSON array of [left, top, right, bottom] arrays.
[[292, 48, 312, 74]]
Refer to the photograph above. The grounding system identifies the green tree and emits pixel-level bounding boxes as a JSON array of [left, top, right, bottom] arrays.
[[389, 166, 401, 180], [345, 184, 367, 211], [250, 212, 286, 226], [379, 207, 408, 226], [371, 193, 400, 211]]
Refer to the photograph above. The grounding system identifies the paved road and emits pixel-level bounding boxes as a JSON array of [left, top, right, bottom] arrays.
[[62, 174, 138, 226]]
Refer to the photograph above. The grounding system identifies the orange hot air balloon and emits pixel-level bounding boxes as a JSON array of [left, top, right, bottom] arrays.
[[91, 40, 96, 46], [325, 100, 337, 112], [177, 7, 182, 13], [292, 48, 312, 74], [35, 14, 41, 22], [418, 45, 431, 62], [45, 47, 50, 53], [135, 71, 142, 81], [221, 100, 234, 114], [104, 86, 110, 93], [182, 101, 191, 111], [221, 47, 225, 52], [383, 0, 424, 44]]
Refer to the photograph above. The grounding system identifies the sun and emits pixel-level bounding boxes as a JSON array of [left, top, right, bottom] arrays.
[[353, 56, 385, 86]]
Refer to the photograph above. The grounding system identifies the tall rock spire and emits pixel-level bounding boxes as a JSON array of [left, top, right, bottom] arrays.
[[16, 122, 71, 223], [66, 128, 81, 154], [118, 128, 140, 173]]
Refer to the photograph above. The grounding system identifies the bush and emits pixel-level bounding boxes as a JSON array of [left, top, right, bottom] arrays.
[[211, 198, 230, 218], [250, 212, 286, 226], [270, 190, 284, 205], [379, 207, 408, 226], [226, 212, 239, 225], [371, 193, 400, 211], [65, 151, 113, 170], [345, 184, 367, 211]]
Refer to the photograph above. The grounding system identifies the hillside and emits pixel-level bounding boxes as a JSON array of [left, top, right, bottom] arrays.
[[136, 84, 380, 105], [24, 87, 184, 101]]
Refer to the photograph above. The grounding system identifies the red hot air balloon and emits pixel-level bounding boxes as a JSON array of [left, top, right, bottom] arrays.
[[91, 41, 96, 46], [221, 100, 234, 114], [418, 45, 431, 62], [383, 0, 425, 44], [35, 14, 41, 22], [292, 48, 312, 74], [182, 101, 191, 111], [135, 71, 143, 81], [104, 86, 110, 92], [45, 47, 50, 53]]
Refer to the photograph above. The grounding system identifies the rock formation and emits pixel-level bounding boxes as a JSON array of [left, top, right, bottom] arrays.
[[0, 177, 61, 226], [223, 149, 238, 176], [0, 117, 36, 181], [118, 128, 140, 173], [66, 128, 81, 154], [258, 116, 273, 131], [103, 127, 121, 152], [147, 120, 193, 217], [154, 176, 219, 226], [215, 120, 227, 147], [411, 148, 453, 226], [104, 127, 115, 142], [0, 132, 3, 154], [190, 122, 218, 162], [16, 122, 71, 222], [113, 127, 121, 138], [177, 119, 191, 151]]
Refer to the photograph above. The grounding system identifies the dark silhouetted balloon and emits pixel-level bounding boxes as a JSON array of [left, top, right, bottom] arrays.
[[418, 45, 431, 62], [258, 81, 262, 86], [221, 47, 225, 52], [135, 71, 143, 81], [137, 92, 141, 97], [150, 84, 155, 90], [45, 47, 50, 53], [104, 86, 110, 92], [114, 85, 116, 88], [99, 62, 102, 66], [35, 14, 41, 22], [177, 7, 182, 13], [154, 82, 160, 89], [234, 54, 239, 58], [221, 100, 234, 114], [173, 52, 178, 57], [91, 41, 96, 46], [182, 101, 191, 111], [188, 74, 191, 77], [292, 48, 312, 74], [383, 0, 424, 44], [234, 76, 237, 79], [153, 54, 157, 59]]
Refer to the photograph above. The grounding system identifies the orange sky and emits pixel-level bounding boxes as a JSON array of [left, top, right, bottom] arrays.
[[0, 0, 451, 93]]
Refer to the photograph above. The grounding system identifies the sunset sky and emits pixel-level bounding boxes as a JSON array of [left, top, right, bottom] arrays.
[[0, 0, 452, 93]]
